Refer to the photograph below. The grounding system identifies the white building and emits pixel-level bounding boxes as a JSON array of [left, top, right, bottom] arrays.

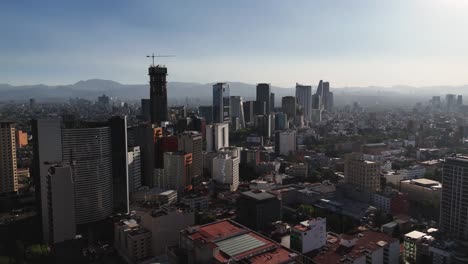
[[46, 164, 76, 244], [212, 154, 240, 191], [128, 146, 142, 194], [290, 218, 327, 253], [295, 84, 312, 121], [275, 130, 296, 156], [400, 165, 426, 179], [206, 122, 229, 152]]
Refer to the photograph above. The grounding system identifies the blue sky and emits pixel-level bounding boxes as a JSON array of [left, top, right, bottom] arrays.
[[2, 0, 468, 87]]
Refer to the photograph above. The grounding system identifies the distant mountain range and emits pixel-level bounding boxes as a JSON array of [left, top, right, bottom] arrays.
[[1, 79, 467, 106]]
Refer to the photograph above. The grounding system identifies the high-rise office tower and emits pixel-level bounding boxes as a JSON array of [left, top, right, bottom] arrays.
[[128, 146, 142, 194], [206, 123, 229, 152], [178, 131, 203, 182], [295, 83, 312, 121], [140, 99, 151, 122], [213, 83, 231, 123], [315, 80, 333, 111], [344, 153, 381, 193], [446, 94, 457, 112], [270, 92, 275, 112], [33, 117, 129, 242], [254, 114, 272, 139], [109, 116, 129, 214], [0, 121, 18, 194], [457, 95, 463, 106], [230, 96, 245, 128], [198, 105, 213, 124], [282, 96, 296, 121], [440, 156, 468, 241], [256, 83, 271, 114], [45, 164, 76, 244], [127, 124, 157, 187], [162, 152, 192, 192], [212, 154, 240, 191], [149, 65, 168, 124], [274, 112, 288, 131]]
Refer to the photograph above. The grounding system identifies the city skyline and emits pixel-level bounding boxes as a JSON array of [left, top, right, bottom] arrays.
[[3, 0, 468, 87]]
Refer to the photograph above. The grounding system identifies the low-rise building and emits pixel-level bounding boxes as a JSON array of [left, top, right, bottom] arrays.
[[170, 219, 303, 264], [180, 193, 210, 211], [400, 178, 441, 209], [114, 219, 152, 263], [311, 229, 399, 264], [136, 206, 195, 256], [290, 218, 327, 254]]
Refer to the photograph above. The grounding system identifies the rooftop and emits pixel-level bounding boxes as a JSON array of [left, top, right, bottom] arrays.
[[241, 190, 277, 201], [405, 230, 426, 240], [311, 229, 397, 264], [184, 220, 300, 263]]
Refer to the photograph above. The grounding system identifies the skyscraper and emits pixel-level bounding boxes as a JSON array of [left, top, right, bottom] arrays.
[[198, 105, 213, 124], [256, 83, 271, 114], [212, 83, 230, 123], [162, 152, 192, 192], [206, 123, 229, 152], [128, 146, 142, 194], [275, 130, 296, 156], [0, 121, 18, 194], [45, 164, 76, 244], [270, 92, 275, 112], [282, 96, 296, 121], [440, 156, 468, 241], [178, 131, 203, 182], [149, 65, 168, 124], [140, 99, 151, 122], [315, 80, 334, 111], [295, 83, 312, 121], [33, 117, 130, 242], [229, 96, 245, 128]]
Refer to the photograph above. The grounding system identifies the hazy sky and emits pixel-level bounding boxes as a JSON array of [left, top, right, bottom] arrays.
[[2, 0, 468, 87]]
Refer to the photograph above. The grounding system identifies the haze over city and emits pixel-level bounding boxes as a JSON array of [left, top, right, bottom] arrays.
[[3, 0, 468, 87], [2, 2, 468, 264]]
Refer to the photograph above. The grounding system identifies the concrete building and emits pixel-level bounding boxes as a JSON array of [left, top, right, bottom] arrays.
[[212, 154, 240, 191], [400, 165, 426, 179], [275, 130, 296, 156], [345, 153, 381, 193], [128, 146, 142, 195], [256, 83, 271, 114], [171, 219, 302, 264], [290, 218, 327, 254], [180, 194, 210, 211], [282, 96, 296, 121], [295, 83, 312, 121], [400, 178, 441, 210], [114, 219, 152, 263], [162, 152, 192, 192], [311, 229, 399, 264], [240, 148, 260, 167], [137, 206, 195, 256], [254, 114, 272, 139], [212, 83, 230, 123], [206, 123, 229, 152], [178, 131, 203, 182], [0, 121, 18, 194], [237, 190, 282, 230], [310, 109, 322, 123], [149, 65, 168, 124], [46, 164, 76, 244], [440, 156, 468, 241], [285, 163, 308, 178]]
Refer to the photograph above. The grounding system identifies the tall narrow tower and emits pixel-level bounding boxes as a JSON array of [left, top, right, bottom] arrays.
[[149, 65, 168, 124]]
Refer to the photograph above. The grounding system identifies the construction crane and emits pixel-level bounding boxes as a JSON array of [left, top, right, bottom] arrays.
[[146, 53, 175, 66]]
